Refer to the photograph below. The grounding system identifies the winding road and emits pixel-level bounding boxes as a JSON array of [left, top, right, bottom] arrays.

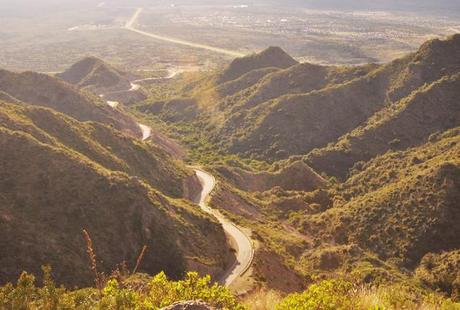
[[97, 47, 253, 283], [124, 8, 245, 58], [192, 168, 254, 286]]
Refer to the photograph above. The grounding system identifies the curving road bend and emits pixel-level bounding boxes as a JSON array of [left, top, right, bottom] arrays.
[[100, 87, 153, 141], [101, 80, 252, 283], [193, 168, 254, 287], [138, 123, 152, 141]]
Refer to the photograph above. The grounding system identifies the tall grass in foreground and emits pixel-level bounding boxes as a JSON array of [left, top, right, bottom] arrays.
[[243, 290, 282, 310], [271, 279, 460, 310], [0, 229, 244, 309], [1, 230, 459, 309]]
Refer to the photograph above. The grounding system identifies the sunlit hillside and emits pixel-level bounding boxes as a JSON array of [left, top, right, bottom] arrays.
[[1, 1, 459, 309]]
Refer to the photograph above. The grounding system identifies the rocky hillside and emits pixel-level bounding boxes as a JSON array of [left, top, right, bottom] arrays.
[[319, 127, 459, 262], [142, 34, 460, 167], [0, 100, 230, 287], [287, 127, 460, 289], [0, 69, 141, 137], [0, 101, 191, 197], [133, 34, 460, 298], [206, 126, 460, 297], [220, 34, 459, 161], [307, 72, 460, 179]]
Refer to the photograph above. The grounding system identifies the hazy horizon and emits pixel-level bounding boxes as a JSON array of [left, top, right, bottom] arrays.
[[1, 0, 459, 71], [0, 0, 460, 308]]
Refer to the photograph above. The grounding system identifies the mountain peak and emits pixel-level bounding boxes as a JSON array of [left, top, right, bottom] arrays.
[[218, 46, 298, 83], [414, 33, 460, 63], [57, 56, 129, 89], [74, 56, 107, 71], [260, 46, 291, 57]]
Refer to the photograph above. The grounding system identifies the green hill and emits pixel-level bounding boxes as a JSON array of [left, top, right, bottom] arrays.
[[219, 34, 460, 161], [57, 57, 148, 104], [131, 34, 460, 300], [305, 127, 460, 269], [0, 101, 230, 287], [0, 101, 190, 197], [218, 46, 298, 83], [0, 69, 141, 137], [57, 56, 132, 91], [140, 34, 460, 165], [216, 160, 326, 192], [307, 72, 460, 179]]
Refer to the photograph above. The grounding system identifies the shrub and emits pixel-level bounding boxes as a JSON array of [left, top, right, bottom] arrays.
[[276, 279, 359, 310], [144, 272, 245, 310], [416, 251, 460, 300], [0, 269, 245, 310], [276, 280, 460, 310]]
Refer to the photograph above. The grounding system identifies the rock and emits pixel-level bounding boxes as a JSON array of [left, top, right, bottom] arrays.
[[161, 300, 215, 310]]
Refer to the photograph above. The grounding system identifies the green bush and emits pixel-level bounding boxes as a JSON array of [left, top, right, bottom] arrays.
[[276, 279, 460, 310], [276, 279, 359, 310], [0, 268, 245, 310]]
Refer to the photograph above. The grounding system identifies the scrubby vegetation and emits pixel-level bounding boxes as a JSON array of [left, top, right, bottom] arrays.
[[0, 69, 140, 137], [0, 101, 230, 288], [3, 270, 458, 310], [137, 34, 460, 166], [128, 34, 460, 301], [416, 250, 460, 300], [207, 127, 460, 300], [307, 72, 460, 179], [276, 279, 460, 310], [0, 268, 245, 310], [0, 101, 191, 197], [1, 30, 459, 310]]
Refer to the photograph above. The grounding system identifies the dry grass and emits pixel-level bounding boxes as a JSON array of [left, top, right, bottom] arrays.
[[243, 284, 460, 310], [82, 229, 106, 290], [242, 290, 282, 310], [352, 285, 459, 310], [133, 245, 148, 274], [83, 229, 150, 290]]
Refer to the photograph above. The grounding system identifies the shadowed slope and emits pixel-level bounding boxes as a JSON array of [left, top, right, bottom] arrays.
[[0, 101, 230, 287], [0, 69, 141, 137]]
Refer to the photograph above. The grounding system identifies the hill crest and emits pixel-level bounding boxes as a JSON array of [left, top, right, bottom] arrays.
[[218, 46, 298, 83], [57, 56, 132, 91]]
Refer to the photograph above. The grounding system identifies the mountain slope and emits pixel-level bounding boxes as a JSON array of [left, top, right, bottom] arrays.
[[0, 69, 141, 137], [299, 127, 460, 269], [131, 35, 460, 296], [307, 72, 460, 179], [57, 57, 148, 105], [57, 57, 132, 91], [234, 62, 377, 109], [205, 127, 460, 296], [220, 34, 460, 160], [218, 46, 298, 83], [0, 101, 191, 197], [216, 161, 326, 192], [141, 34, 460, 164], [0, 101, 230, 287]]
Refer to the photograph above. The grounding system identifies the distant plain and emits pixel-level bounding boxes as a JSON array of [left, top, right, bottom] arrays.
[[0, 0, 459, 72]]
